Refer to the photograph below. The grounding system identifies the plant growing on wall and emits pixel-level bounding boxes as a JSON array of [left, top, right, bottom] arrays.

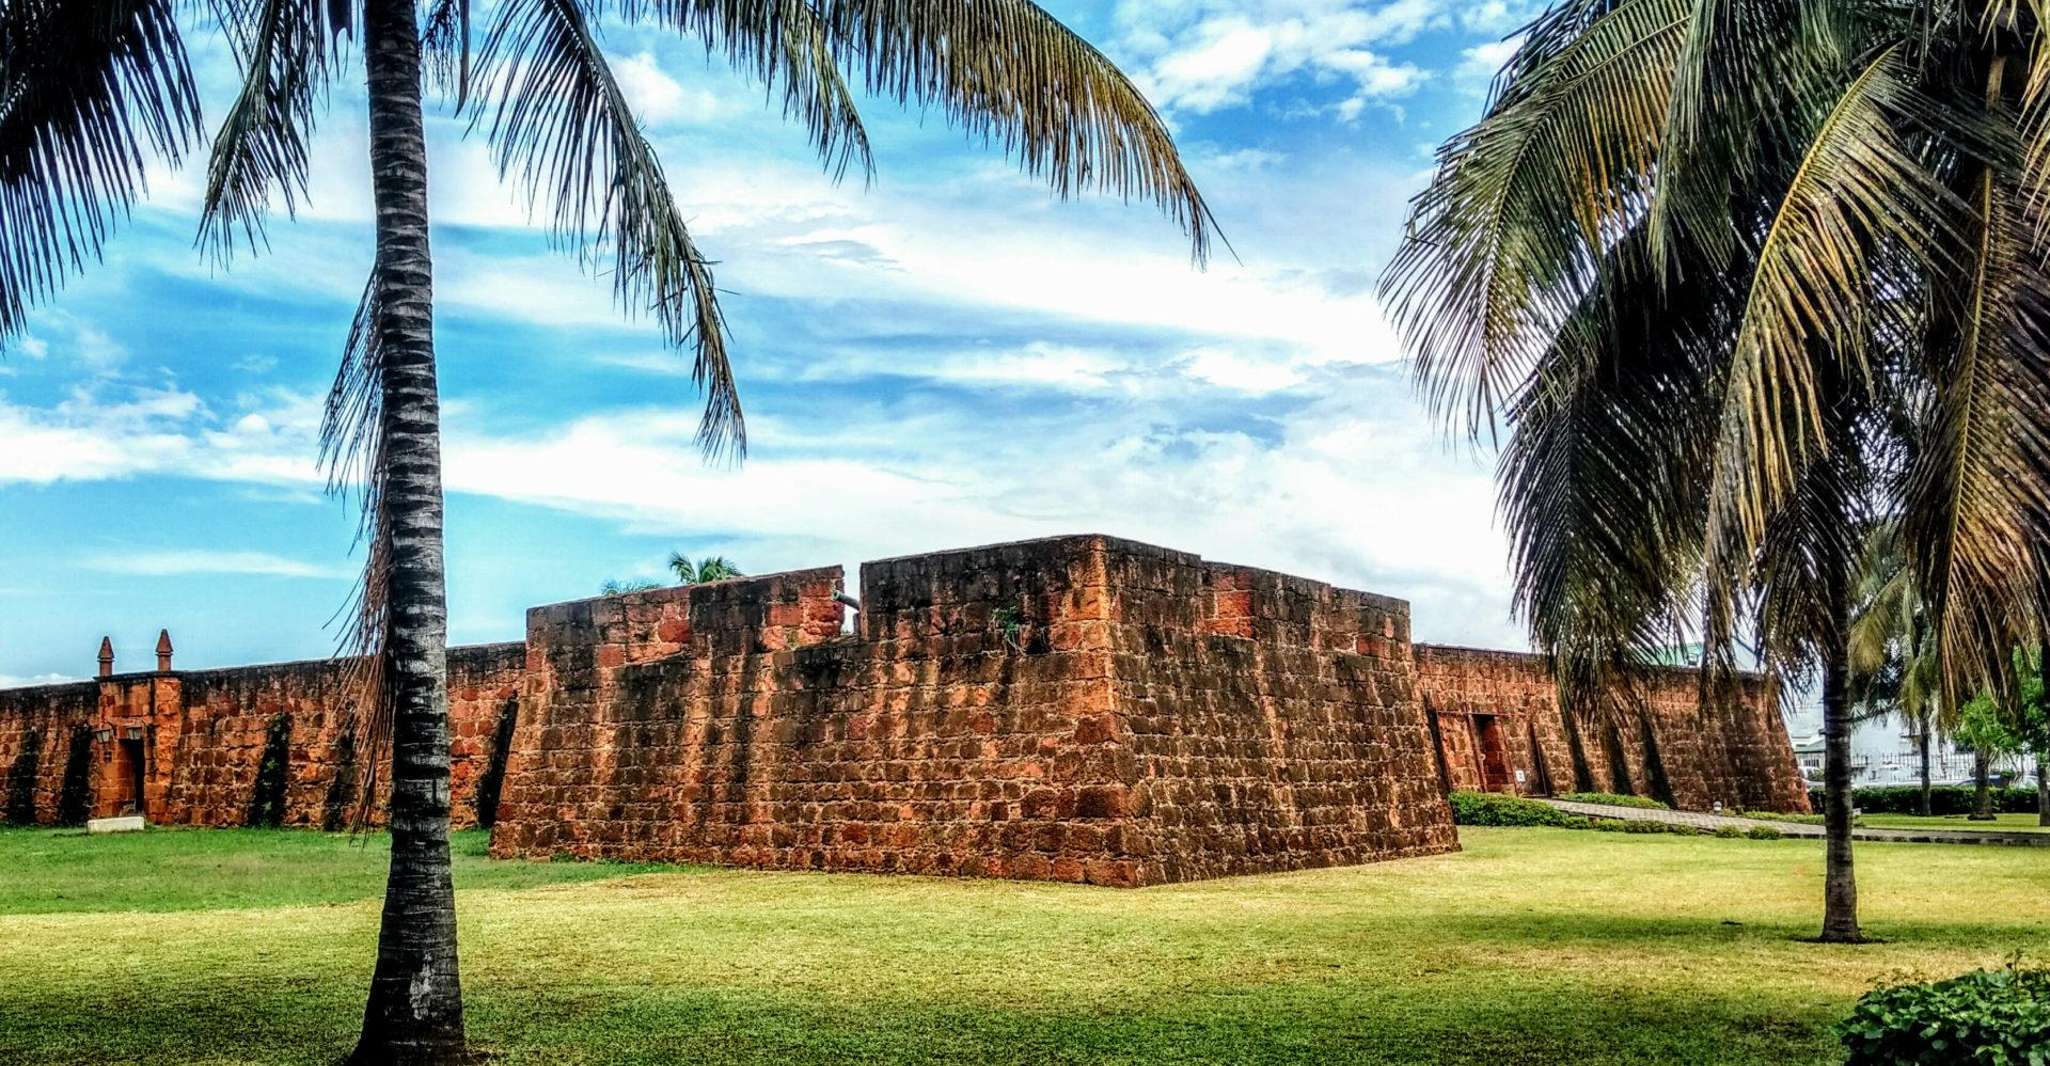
[[669, 555, 745, 586], [247, 715, 294, 828]]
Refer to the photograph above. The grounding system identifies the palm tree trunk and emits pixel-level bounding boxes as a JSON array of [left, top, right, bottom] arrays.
[[1970, 748, 1995, 821], [1916, 711, 1933, 818], [351, 0, 466, 1061], [1819, 555, 1861, 943]]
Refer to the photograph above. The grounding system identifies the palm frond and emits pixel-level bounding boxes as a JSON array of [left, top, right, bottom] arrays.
[[619, 0, 874, 181], [1705, 44, 1959, 556], [198, 0, 349, 260], [475, 0, 743, 456], [0, 0, 201, 341], [1500, 225, 1723, 718], [319, 266, 395, 827], [1902, 160, 2050, 709], [811, 0, 1218, 262], [1382, 0, 1691, 439]]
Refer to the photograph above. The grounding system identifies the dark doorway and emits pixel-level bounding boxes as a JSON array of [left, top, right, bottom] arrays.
[[1475, 715, 1513, 792], [1525, 718, 1554, 796], [114, 738, 145, 816], [1602, 724, 1636, 796], [1639, 717, 1677, 807]]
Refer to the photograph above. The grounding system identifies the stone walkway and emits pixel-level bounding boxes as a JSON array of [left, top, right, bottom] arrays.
[[1537, 798, 2050, 847]]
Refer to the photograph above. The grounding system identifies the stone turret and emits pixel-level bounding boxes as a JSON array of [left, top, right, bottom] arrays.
[[155, 630, 174, 673], [97, 637, 114, 678]]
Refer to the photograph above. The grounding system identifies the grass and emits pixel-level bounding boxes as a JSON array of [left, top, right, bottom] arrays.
[[1858, 812, 2050, 834], [0, 827, 2044, 1065]]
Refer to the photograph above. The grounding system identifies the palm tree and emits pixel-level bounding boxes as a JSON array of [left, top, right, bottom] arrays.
[[668, 553, 742, 584], [1847, 521, 1943, 816], [8, 3, 1216, 1059], [1384, 0, 2050, 943]]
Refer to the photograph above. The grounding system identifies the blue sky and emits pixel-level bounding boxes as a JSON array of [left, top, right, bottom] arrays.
[[0, 0, 1543, 683]]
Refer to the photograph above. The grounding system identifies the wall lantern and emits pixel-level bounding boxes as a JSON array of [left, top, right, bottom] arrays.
[[92, 728, 112, 744], [122, 726, 144, 741]]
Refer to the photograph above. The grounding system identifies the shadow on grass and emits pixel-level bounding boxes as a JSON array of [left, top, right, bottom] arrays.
[[0, 970, 1841, 1066], [0, 828, 680, 915]]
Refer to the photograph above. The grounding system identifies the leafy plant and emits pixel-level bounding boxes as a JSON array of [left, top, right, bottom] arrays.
[[668, 554, 746, 586], [1811, 786, 2038, 816], [1838, 961, 2050, 1065], [1448, 791, 1586, 828]]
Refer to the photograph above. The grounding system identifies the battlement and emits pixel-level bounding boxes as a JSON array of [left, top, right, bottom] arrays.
[[0, 534, 1808, 882]]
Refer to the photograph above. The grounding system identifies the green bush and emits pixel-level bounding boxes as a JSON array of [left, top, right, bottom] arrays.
[[1556, 792, 1671, 810], [1838, 963, 2050, 1065], [1447, 791, 1584, 828], [1732, 809, 1828, 826], [1745, 826, 1782, 841], [1810, 785, 2038, 816], [1714, 826, 1746, 839]]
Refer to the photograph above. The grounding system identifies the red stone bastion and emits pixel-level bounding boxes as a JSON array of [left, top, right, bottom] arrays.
[[0, 534, 1810, 886]]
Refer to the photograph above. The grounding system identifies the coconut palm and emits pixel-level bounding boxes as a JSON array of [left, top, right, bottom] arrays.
[[8, 2, 1215, 1059], [668, 552, 742, 584], [1847, 521, 1944, 816], [1384, 0, 2050, 942]]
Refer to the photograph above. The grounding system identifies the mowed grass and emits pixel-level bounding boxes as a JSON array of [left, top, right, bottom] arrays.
[[0, 827, 2044, 1065], [1859, 811, 2050, 833]]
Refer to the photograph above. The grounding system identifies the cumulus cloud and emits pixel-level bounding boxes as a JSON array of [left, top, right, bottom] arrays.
[[1111, 0, 1547, 118]]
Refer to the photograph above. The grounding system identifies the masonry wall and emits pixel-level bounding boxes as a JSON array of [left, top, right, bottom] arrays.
[[0, 645, 523, 828], [1413, 645, 1811, 814], [488, 535, 1458, 886]]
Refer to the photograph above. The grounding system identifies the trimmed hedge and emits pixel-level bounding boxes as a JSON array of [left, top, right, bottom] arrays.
[[1555, 792, 1671, 810], [1809, 785, 2039, 816], [1445, 792, 1793, 841], [1448, 790, 1584, 828], [1838, 963, 2050, 1065]]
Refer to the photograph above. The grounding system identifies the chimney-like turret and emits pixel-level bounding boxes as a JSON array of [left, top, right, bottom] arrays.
[[155, 629, 174, 673], [97, 637, 114, 678]]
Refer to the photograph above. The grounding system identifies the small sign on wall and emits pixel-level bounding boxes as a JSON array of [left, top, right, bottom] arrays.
[[1514, 770, 1527, 784]]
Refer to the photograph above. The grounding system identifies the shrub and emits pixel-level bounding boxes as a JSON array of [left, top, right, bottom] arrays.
[[1810, 785, 2038, 816], [1556, 791, 1670, 810], [1447, 791, 1584, 828], [1745, 826, 1782, 841], [1714, 826, 1745, 839], [1838, 963, 2050, 1065], [1732, 808, 1828, 826]]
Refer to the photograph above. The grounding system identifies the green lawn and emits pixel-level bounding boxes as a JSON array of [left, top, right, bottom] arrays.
[[0, 827, 2042, 1065], [1857, 812, 2050, 833]]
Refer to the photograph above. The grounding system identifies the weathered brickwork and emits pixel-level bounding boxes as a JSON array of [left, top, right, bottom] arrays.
[[1413, 645, 1811, 814], [0, 534, 1810, 883], [0, 644, 522, 828], [486, 536, 1456, 885]]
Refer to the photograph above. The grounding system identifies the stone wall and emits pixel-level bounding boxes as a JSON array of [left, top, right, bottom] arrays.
[[1413, 645, 1811, 814], [1, 534, 1811, 881], [0, 644, 523, 828], [488, 535, 1458, 885]]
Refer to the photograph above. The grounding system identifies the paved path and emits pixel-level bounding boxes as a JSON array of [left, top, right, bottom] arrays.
[[1537, 798, 2050, 847]]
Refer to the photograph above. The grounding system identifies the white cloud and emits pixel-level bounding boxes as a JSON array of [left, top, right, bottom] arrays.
[[1460, 36, 1523, 90], [1114, 0, 1443, 116], [0, 672, 74, 688], [614, 51, 724, 126], [83, 550, 346, 579]]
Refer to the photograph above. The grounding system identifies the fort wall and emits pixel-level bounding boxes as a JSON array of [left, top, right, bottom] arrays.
[[0, 535, 1810, 883]]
